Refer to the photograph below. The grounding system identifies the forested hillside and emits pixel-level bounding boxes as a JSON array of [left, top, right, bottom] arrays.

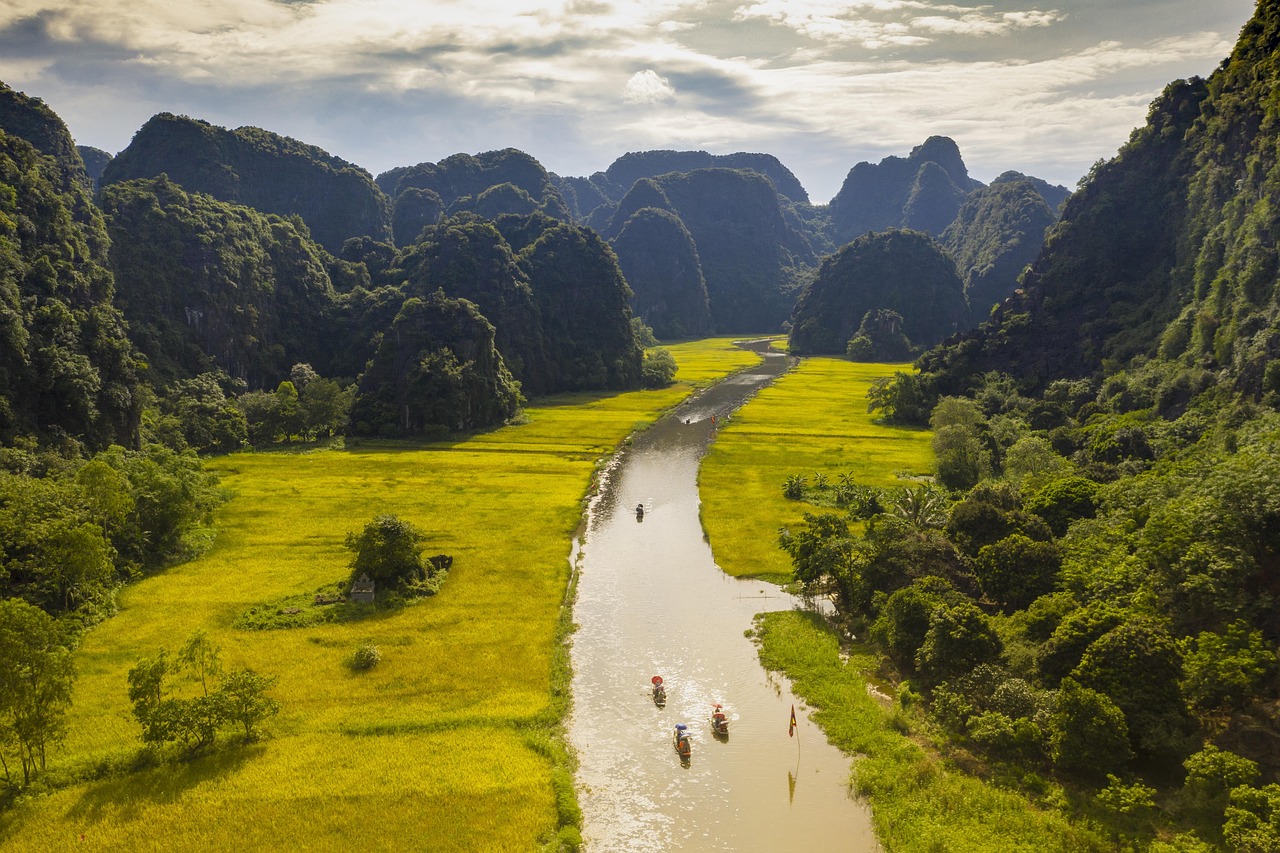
[[778, 4, 1280, 847]]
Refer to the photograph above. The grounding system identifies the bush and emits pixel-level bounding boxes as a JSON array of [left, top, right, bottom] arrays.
[[350, 642, 381, 671]]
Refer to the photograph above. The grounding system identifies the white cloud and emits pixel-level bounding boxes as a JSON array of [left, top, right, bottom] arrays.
[[733, 1, 1064, 48], [622, 69, 677, 103]]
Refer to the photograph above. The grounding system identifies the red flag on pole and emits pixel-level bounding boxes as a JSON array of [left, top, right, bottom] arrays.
[[789, 704, 797, 737]]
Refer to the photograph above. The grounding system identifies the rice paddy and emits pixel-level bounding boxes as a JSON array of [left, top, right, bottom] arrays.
[[0, 338, 757, 852], [699, 357, 934, 581]]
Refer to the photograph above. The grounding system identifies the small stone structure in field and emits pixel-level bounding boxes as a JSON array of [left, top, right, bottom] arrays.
[[349, 574, 376, 604]]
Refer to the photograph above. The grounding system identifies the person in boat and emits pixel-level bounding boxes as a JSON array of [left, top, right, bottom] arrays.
[[712, 706, 727, 728], [674, 724, 691, 754]]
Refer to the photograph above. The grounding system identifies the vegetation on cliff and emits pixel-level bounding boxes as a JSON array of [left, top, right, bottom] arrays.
[[100, 113, 391, 252], [789, 229, 970, 356]]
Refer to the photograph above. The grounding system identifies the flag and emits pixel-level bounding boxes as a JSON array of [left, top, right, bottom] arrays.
[[789, 704, 796, 737]]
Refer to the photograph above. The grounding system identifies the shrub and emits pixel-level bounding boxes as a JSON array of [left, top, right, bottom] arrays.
[[350, 642, 382, 671]]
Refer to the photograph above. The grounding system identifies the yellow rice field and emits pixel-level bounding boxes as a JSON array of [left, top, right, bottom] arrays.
[[0, 338, 758, 852], [700, 357, 933, 580]]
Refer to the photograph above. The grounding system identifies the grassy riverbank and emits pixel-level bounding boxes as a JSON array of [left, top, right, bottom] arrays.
[[0, 338, 758, 852], [699, 357, 933, 582], [706, 355, 1113, 850], [752, 611, 1109, 852]]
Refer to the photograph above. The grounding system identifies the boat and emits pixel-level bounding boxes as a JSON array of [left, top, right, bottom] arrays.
[[652, 675, 666, 707], [674, 723, 692, 759], [710, 704, 729, 737], [635, 502, 645, 520]]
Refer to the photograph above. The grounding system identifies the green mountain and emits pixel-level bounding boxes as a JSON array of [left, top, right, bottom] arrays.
[[828, 136, 983, 245], [100, 113, 392, 252], [377, 149, 570, 240], [0, 85, 139, 448], [76, 145, 112, 191], [99, 176, 339, 388], [789, 229, 971, 355], [610, 168, 814, 332], [349, 289, 520, 436], [0, 82, 87, 186], [517, 224, 642, 391], [942, 174, 1060, 320], [612, 207, 711, 339]]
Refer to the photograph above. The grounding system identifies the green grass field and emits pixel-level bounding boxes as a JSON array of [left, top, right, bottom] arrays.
[[699, 357, 933, 581], [0, 338, 758, 852]]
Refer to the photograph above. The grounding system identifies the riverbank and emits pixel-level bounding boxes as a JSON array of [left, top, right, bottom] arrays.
[[752, 611, 1108, 852], [701, 355, 1111, 850], [0, 338, 758, 852]]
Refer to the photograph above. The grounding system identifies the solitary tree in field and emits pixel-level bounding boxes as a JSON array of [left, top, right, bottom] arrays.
[[346, 514, 431, 587]]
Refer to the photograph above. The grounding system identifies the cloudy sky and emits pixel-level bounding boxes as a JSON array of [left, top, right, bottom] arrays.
[[0, 0, 1258, 202]]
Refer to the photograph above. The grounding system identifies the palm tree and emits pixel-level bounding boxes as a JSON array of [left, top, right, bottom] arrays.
[[892, 485, 948, 529]]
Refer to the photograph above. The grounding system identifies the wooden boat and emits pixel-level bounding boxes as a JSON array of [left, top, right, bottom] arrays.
[[710, 704, 729, 737], [652, 675, 666, 707], [674, 724, 692, 759]]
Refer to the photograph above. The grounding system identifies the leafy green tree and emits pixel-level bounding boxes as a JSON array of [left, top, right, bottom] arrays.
[[1184, 745, 1259, 815], [973, 533, 1061, 610], [1025, 477, 1100, 537], [273, 381, 305, 440], [872, 577, 953, 670], [1049, 677, 1132, 776], [933, 423, 991, 490], [640, 348, 677, 388], [916, 600, 1002, 683], [867, 372, 938, 426], [1225, 784, 1280, 853], [300, 377, 354, 439], [778, 513, 852, 585], [0, 598, 74, 786], [892, 485, 948, 529], [216, 670, 280, 740], [1181, 621, 1276, 714], [345, 514, 431, 587], [1072, 619, 1187, 756], [1037, 603, 1125, 685]]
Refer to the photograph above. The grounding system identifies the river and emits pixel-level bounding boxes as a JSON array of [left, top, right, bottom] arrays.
[[568, 341, 880, 851]]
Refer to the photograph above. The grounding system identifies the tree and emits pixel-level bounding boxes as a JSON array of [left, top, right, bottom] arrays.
[[1049, 677, 1132, 776], [0, 598, 75, 786], [216, 670, 280, 740], [973, 533, 1061, 610], [778, 513, 853, 585], [1181, 622, 1276, 714], [1184, 745, 1259, 816], [872, 577, 953, 670], [1025, 476, 1099, 537], [640, 348, 677, 388], [1225, 784, 1280, 853], [345, 514, 431, 587], [1072, 619, 1187, 756], [867, 372, 937, 426], [916, 600, 1002, 683]]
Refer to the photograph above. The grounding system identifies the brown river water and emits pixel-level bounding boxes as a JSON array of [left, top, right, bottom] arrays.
[[568, 341, 880, 851]]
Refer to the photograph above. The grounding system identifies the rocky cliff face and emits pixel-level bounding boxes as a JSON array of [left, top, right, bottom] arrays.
[[100, 176, 339, 388]]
